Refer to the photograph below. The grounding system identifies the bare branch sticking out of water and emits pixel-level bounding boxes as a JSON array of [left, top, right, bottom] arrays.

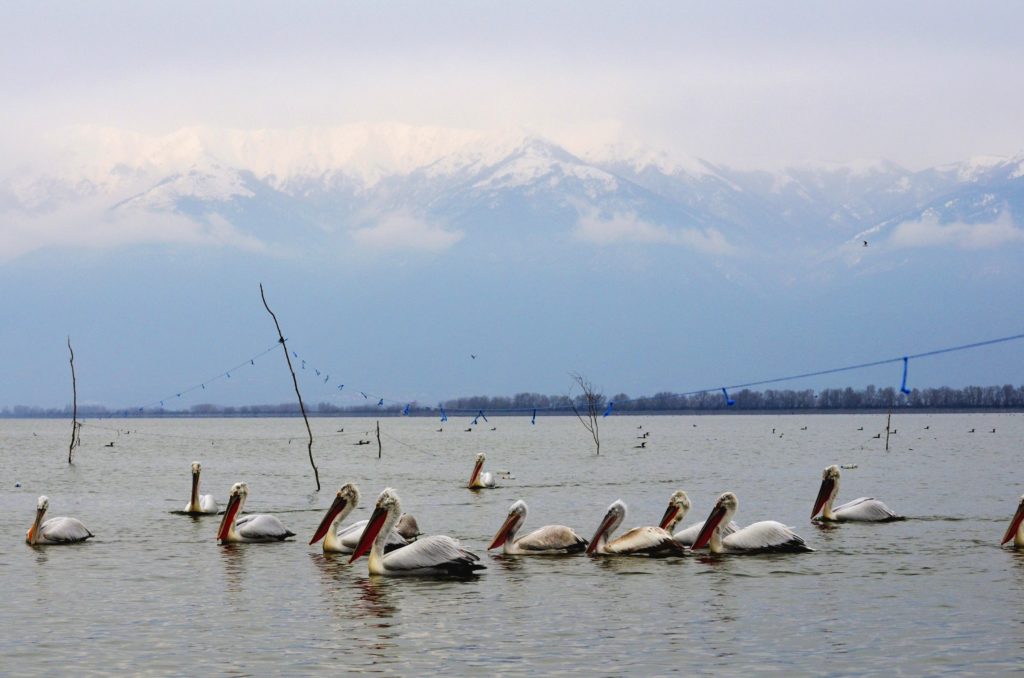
[[260, 284, 321, 491], [68, 336, 80, 464]]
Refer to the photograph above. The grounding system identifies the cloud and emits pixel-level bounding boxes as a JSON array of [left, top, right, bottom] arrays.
[[0, 201, 267, 262], [573, 210, 736, 255], [887, 211, 1024, 250], [349, 212, 463, 252]]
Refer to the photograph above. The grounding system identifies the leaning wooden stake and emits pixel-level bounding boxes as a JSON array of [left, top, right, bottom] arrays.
[[376, 420, 382, 459], [884, 401, 893, 452], [260, 284, 320, 491], [67, 336, 80, 464]]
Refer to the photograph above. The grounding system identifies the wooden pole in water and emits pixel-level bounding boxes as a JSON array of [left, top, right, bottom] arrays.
[[260, 284, 321, 492], [376, 420, 382, 459], [884, 401, 893, 452], [67, 336, 79, 464]]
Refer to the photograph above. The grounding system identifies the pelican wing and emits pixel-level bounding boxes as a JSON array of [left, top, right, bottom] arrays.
[[236, 514, 295, 541], [40, 517, 93, 544], [479, 472, 496, 488], [674, 520, 739, 546], [834, 497, 902, 522], [516, 525, 588, 553], [199, 494, 218, 514], [606, 526, 684, 556], [723, 521, 812, 553], [381, 535, 484, 575]]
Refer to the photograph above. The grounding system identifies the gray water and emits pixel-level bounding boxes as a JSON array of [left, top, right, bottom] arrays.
[[2, 413, 1022, 676]]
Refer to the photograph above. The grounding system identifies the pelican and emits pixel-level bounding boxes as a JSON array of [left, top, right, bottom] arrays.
[[350, 488, 484, 576], [658, 490, 739, 546], [488, 500, 588, 555], [586, 500, 684, 556], [692, 492, 812, 554], [1002, 495, 1024, 547], [216, 482, 295, 543], [811, 465, 902, 522], [26, 496, 93, 545], [309, 483, 417, 554], [468, 452, 496, 489], [184, 461, 218, 514]]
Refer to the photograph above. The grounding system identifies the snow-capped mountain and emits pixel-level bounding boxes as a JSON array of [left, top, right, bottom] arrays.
[[2, 124, 1022, 264]]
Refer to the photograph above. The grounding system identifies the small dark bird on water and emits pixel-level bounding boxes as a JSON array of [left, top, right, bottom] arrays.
[[436, 428, 443, 432], [105, 442, 114, 447], [634, 441, 647, 449], [863, 240, 868, 247], [464, 428, 472, 432], [857, 426, 863, 431], [873, 433, 881, 439], [969, 428, 975, 433]]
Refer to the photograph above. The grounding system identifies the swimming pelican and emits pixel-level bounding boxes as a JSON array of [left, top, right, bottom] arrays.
[[1002, 495, 1024, 547], [349, 488, 484, 576], [309, 484, 418, 554], [468, 452, 496, 489], [26, 496, 93, 545], [488, 500, 588, 555], [586, 499, 684, 556], [658, 490, 739, 546], [692, 492, 812, 554], [216, 482, 295, 543], [811, 465, 902, 522], [184, 461, 218, 514]]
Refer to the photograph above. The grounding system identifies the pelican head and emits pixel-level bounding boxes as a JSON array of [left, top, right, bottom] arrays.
[[310, 483, 360, 545], [349, 488, 401, 563], [1001, 494, 1024, 546], [469, 453, 487, 486], [191, 461, 202, 475], [812, 465, 841, 519], [659, 490, 691, 531], [692, 492, 738, 550], [488, 499, 528, 550], [586, 499, 627, 554], [27, 496, 51, 544], [217, 482, 249, 542]]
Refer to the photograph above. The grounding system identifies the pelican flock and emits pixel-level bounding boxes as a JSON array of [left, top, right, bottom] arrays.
[[691, 492, 812, 554], [488, 499, 588, 554], [586, 499, 684, 556], [26, 495, 93, 545], [349, 488, 485, 576], [811, 465, 902, 522], [184, 461, 218, 515], [468, 452, 496, 489], [217, 482, 295, 543]]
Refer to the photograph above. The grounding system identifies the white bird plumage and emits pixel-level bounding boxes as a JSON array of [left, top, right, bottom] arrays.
[[184, 461, 218, 514], [488, 499, 588, 555], [692, 492, 812, 554], [586, 499, 684, 556], [468, 452, 496, 489], [216, 482, 295, 543], [26, 495, 93, 545], [812, 465, 902, 522], [658, 490, 740, 546], [349, 488, 484, 576]]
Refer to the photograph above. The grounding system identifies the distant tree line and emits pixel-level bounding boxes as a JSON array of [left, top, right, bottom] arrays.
[[3, 383, 1023, 418]]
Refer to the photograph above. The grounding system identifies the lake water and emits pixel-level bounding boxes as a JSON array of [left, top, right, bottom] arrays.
[[2, 413, 1022, 675]]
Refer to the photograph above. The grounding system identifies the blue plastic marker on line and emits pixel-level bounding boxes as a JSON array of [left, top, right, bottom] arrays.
[[721, 388, 735, 406], [900, 356, 912, 395], [603, 401, 614, 417], [403, 404, 410, 416], [531, 409, 536, 425]]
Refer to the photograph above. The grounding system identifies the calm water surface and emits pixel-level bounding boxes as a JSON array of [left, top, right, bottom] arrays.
[[2, 413, 1022, 675]]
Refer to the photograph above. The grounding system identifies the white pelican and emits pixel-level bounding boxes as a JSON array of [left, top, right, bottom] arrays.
[[468, 452, 496, 489], [658, 490, 739, 546], [586, 499, 684, 556], [811, 465, 902, 522], [692, 492, 812, 554], [309, 484, 415, 554], [26, 496, 93, 545], [184, 461, 218, 515], [1002, 495, 1024, 547], [349, 488, 484, 576], [216, 482, 295, 543], [488, 500, 588, 555]]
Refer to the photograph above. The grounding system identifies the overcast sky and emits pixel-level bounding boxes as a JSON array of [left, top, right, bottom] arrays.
[[2, 1, 1023, 170]]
